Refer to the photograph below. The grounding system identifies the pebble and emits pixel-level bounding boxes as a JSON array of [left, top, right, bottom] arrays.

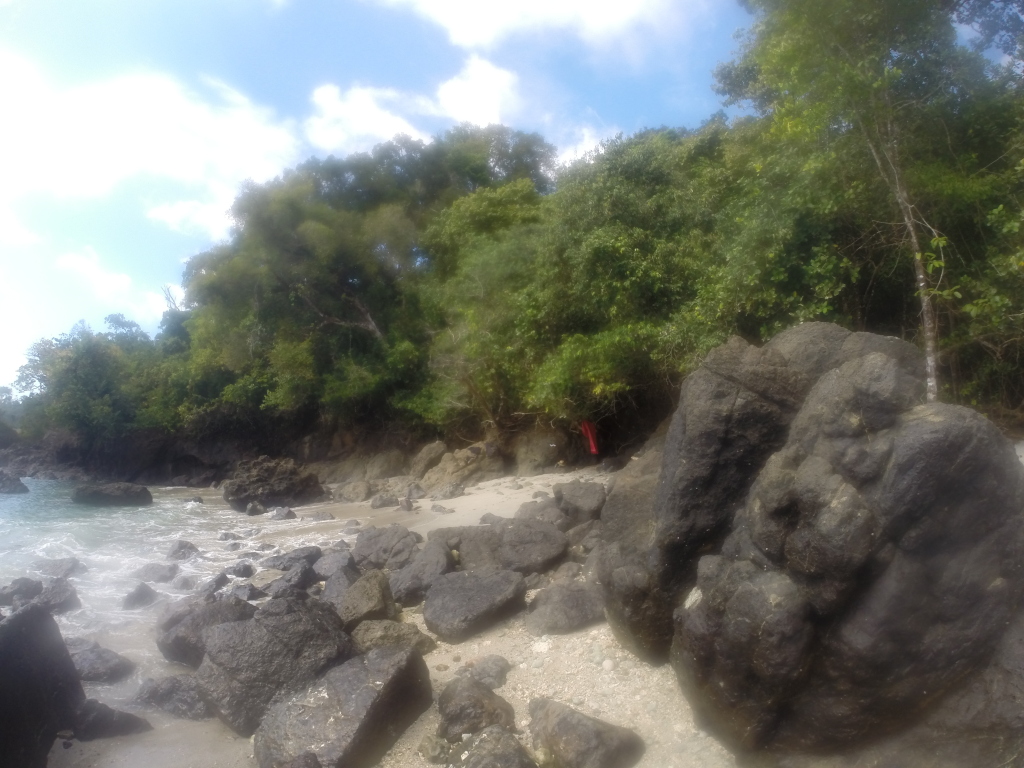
[[532, 659, 544, 669], [602, 659, 617, 671]]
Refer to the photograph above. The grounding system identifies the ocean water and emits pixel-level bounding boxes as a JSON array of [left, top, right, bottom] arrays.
[[0, 480, 360, 694]]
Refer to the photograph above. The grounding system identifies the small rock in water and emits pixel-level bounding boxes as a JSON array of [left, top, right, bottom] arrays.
[[269, 506, 295, 520], [218, 532, 243, 541], [187, 496, 203, 504], [135, 562, 179, 583], [167, 540, 199, 560], [123, 582, 159, 610], [34, 557, 88, 579], [245, 501, 268, 516]]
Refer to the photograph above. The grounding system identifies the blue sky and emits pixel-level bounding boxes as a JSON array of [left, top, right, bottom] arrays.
[[0, 0, 751, 388]]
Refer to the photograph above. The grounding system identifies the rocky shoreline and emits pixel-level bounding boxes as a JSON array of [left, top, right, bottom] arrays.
[[5, 322, 1024, 768]]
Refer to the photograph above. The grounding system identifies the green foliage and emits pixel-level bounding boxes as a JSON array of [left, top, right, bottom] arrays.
[[16, 12, 1024, 448]]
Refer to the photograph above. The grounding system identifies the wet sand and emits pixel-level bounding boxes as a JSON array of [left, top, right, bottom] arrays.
[[48, 467, 737, 768]]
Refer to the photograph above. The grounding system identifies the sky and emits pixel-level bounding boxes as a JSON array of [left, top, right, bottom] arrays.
[[0, 0, 752, 389]]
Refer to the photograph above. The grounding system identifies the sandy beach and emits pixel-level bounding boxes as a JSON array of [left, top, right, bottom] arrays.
[[47, 466, 737, 768]]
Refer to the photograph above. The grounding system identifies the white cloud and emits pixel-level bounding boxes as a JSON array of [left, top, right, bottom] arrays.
[[556, 125, 614, 165], [0, 50, 301, 240], [369, 0, 684, 48], [56, 249, 133, 302], [305, 56, 521, 154], [305, 84, 428, 153], [435, 55, 520, 125]]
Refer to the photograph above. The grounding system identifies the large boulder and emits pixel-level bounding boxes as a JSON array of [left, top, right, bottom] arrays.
[[221, 456, 326, 512], [429, 519, 567, 575], [71, 482, 153, 506], [333, 569, 398, 631], [0, 604, 85, 768], [424, 569, 526, 642], [389, 539, 456, 606], [603, 324, 926, 661], [253, 646, 432, 768], [156, 597, 257, 668], [352, 525, 421, 571], [195, 597, 357, 736], [604, 323, 1024, 755], [25, 578, 81, 613]]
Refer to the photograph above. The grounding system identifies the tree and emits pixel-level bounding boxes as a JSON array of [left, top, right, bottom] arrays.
[[717, 0, 1011, 400]]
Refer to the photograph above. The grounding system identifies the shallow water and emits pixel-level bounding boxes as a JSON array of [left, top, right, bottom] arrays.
[[0, 480, 365, 719]]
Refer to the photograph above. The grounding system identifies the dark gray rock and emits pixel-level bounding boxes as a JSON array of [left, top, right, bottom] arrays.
[[350, 619, 437, 656], [135, 562, 179, 583], [389, 539, 455, 606], [196, 597, 357, 736], [218, 531, 243, 541], [156, 596, 257, 668], [133, 674, 212, 720], [73, 699, 152, 740], [224, 561, 255, 579], [604, 325, 925, 662], [424, 570, 526, 642], [553, 481, 607, 527], [528, 698, 644, 768], [24, 578, 81, 613], [526, 582, 605, 636], [34, 557, 87, 579], [515, 500, 571, 532], [167, 540, 199, 560], [497, 519, 568, 575], [253, 646, 432, 768], [0, 604, 85, 767], [221, 456, 326, 512], [0, 469, 28, 493], [269, 506, 296, 520], [72, 482, 153, 506], [432, 504, 455, 515], [399, 497, 415, 511], [172, 574, 199, 590], [456, 655, 512, 689], [261, 545, 322, 571], [551, 562, 584, 582], [195, 572, 230, 597], [65, 637, 136, 682], [123, 582, 159, 610], [371, 494, 400, 508], [353, 525, 421, 571], [246, 501, 268, 516], [657, 328, 1024, 752], [279, 753, 322, 768], [334, 569, 397, 631], [0, 576, 43, 606], [451, 726, 538, 768], [227, 582, 267, 601], [313, 548, 356, 581], [321, 566, 362, 612], [429, 520, 567, 576], [566, 521, 603, 563], [437, 676, 516, 743]]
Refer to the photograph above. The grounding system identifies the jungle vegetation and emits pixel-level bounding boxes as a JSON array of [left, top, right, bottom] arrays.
[[10, 0, 1024, 450]]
